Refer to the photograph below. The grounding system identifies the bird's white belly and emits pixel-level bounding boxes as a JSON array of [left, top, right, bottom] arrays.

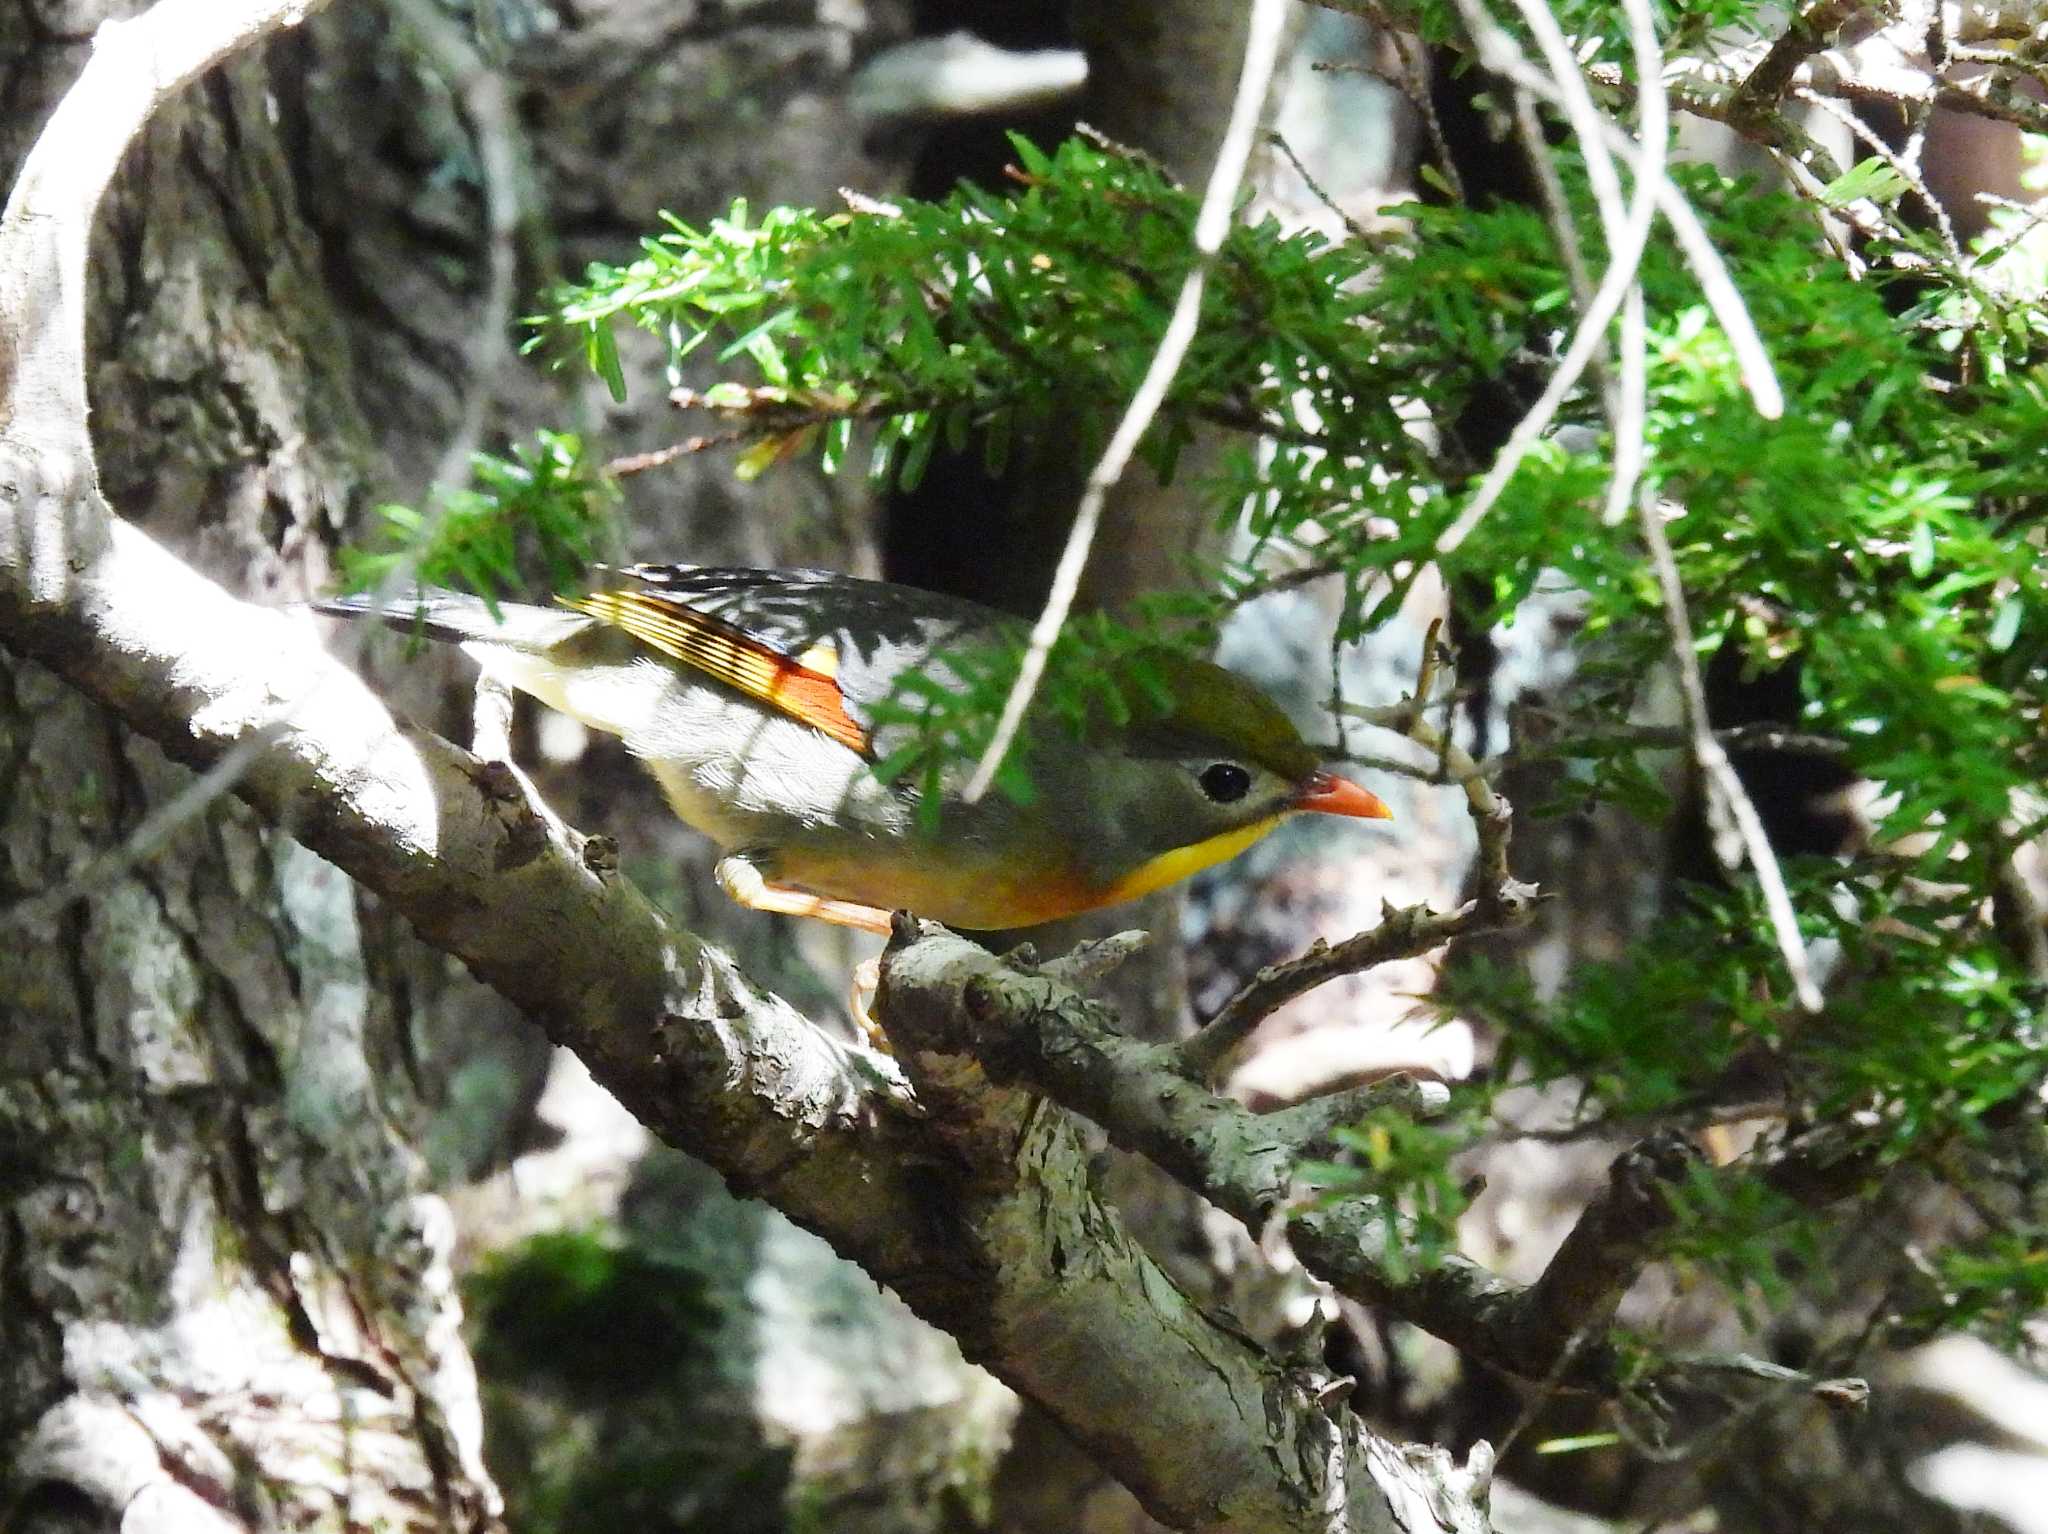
[[626, 681, 906, 850]]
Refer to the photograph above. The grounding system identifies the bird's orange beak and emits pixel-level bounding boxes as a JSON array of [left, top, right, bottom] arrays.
[[1298, 770, 1393, 820]]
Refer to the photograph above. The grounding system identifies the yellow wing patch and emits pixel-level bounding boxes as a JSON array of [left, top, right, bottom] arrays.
[[561, 589, 870, 755]]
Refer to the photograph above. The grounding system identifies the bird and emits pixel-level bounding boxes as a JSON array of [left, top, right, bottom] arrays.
[[312, 564, 1392, 936]]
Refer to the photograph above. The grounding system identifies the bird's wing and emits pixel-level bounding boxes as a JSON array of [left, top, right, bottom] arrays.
[[560, 578, 872, 756], [582, 562, 1013, 726]]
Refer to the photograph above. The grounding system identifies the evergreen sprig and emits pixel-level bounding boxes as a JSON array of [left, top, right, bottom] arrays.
[[337, 429, 613, 605]]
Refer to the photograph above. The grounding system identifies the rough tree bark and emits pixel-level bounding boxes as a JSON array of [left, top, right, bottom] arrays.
[[0, 4, 499, 1529]]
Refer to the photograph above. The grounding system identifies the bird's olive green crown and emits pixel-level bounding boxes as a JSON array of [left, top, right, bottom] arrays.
[[1070, 645, 1321, 783]]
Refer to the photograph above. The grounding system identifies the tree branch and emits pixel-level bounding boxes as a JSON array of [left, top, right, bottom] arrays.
[[880, 926, 1486, 1530], [887, 930, 1880, 1409], [1727, 0, 1884, 132], [0, 0, 331, 438], [884, 921, 1633, 1393], [1516, 1132, 1701, 1353]]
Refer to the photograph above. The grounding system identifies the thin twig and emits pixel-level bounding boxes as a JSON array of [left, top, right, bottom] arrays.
[[1603, 285, 1652, 527], [1510, 83, 1628, 521], [1635, 490, 1825, 1012], [1401, 30, 1468, 203], [1664, 1352, 1869, 1403], [1971, 191, 2048, 269], [1481, 42, 1785, 421], [0, 720, 292, 930], [1795, 84, 1962, 264], [1512, 715, 1850, 762], [1266, 130, 1378, 245], [604, 435, 734, 475], [1434, 0, 1664, 557], [1181, 921, 1461, 1084], [1514, 91, 1596, 309], [620, 375, 1333, 482], [1510, 66, 1654, 540], [961, 0, 1291, 804], [1492, 1320, 1602, 1464]]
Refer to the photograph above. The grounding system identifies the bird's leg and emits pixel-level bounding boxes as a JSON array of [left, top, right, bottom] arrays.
[[716, 853, 892, 1046], [714, 852, 893, 933], [849, 954, 883, 1047]]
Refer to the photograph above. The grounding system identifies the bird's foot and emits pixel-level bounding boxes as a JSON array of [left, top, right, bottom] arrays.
[[849, 953, 888, 1052]]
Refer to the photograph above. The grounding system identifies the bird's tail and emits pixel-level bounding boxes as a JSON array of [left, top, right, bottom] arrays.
[[308, 589, 591, 653]]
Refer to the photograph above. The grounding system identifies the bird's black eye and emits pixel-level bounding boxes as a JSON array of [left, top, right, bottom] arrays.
[[1198, 762, 1253, 804]]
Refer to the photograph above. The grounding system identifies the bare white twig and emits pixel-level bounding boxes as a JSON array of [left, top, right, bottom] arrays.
[[962, 0, 1290, 803], [1462, 28, 1785, 426], [1420, 0, 1797, 1001], [1604, 285, 1652, 525], [1632, 160, 1784, 424], [1794, 85, 1963, 267], [1636, 492, 1825, 1012], [1435, 0, 1666, 555], [1602, 0, 1669, 527]]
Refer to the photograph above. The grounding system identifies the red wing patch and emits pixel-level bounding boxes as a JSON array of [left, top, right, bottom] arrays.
[[560, 588, 870, 756]]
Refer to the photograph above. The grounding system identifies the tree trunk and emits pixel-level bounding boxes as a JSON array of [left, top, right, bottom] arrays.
[[0, 15, 498, 1528]]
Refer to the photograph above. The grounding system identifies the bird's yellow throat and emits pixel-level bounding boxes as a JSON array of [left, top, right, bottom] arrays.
[[1096, 813, 1289, 907]]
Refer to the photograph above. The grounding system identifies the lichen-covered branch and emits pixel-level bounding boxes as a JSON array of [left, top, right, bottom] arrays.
[[1726, 0, 1884, 131], [880, 924, 1889, 1412], [884, 922, 1643, 1393], [1516, 1133, 1701, 1355]]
